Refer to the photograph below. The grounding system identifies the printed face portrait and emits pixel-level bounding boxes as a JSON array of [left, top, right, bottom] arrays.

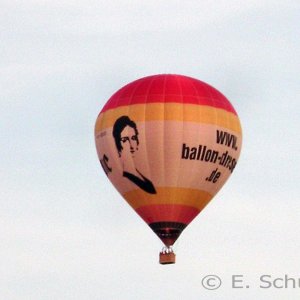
[[112, 115, 156, 194], [120, 125, 139, 158], [113, 116, 139, 158]]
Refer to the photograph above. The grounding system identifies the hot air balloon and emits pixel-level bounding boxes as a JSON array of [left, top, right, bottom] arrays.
[[94, 74, 242, 264]]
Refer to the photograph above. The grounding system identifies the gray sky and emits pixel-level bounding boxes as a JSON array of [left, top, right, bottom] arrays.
[[1, 1, 300, 299]]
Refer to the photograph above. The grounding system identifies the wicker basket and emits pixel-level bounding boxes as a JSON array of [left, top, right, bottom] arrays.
[[159, 252, 176, 264]]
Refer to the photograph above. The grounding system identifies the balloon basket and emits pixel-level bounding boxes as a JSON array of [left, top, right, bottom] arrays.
[[159, 247, 176, 265]]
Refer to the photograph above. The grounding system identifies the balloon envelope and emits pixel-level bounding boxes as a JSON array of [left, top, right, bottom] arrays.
[[95, 74, 242, 247]]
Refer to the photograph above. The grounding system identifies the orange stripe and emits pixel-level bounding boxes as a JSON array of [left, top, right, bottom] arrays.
[[95, 103, 242, 134], [123, 187, 213, 210], [135, 204, 200, 224]]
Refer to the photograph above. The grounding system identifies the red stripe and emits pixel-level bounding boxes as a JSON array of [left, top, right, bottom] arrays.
[[101, 74, 237, 115], [135, 204, 200, 225]]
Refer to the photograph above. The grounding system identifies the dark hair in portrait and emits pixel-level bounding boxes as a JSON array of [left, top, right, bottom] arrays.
[[112, 115, 156, 194], [113, 116, 139, 154]]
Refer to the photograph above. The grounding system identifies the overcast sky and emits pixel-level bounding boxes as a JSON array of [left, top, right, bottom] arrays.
[[1, 1, 300, 299]]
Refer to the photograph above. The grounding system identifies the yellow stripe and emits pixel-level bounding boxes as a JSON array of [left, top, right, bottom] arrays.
[[95, 103, 242, 134], [123, 187, 213, 210]]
